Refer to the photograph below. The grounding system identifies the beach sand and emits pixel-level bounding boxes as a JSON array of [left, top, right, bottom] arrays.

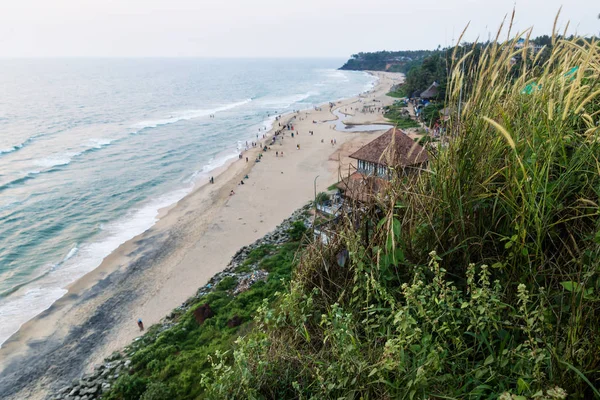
[[0, 71, 403, 399]]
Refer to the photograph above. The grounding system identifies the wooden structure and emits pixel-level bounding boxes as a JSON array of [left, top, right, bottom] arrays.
[[337, 128, 428, 201]]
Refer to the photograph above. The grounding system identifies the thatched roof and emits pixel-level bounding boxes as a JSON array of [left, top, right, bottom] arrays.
[[420, 81, 439, 99], [349, 128, 428, 167], [336, 172, 388, 202]]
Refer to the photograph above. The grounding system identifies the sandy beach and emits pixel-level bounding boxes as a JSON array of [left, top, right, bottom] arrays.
[[0, 71, 403, 399]]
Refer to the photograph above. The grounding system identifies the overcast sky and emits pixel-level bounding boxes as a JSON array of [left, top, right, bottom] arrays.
[[0, 0, 597, 58]]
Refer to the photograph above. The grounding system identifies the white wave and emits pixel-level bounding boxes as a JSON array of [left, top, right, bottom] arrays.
[[0, 136, 36, 156], [63, 244, 78, 262], [261, 115, 277, 133], [362, 72, 379, 92], [133, 98, 252, 131], [0, 183, 197, 349], [200, 152, 240, 174], [257, 92, 319, 109], [33, 152, 79, 168], [0, 197, 21, 211], [324, 69, 350, 82], [0, 286, 68, 347], [0, 147, 17, 154], [89, 138, 113, 149]]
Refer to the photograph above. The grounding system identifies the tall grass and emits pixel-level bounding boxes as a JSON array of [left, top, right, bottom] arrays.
[[202, 20, 600, 399]]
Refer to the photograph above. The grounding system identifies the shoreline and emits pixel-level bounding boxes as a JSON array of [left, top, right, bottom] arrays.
[[0, 71, 404, 399]]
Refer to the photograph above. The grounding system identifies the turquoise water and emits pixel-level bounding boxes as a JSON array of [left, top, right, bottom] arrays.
[[0, 58, 376, 345]]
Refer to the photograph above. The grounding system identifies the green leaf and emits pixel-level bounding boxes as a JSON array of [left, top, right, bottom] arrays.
[[594, 230, 600, 244], [560, 281, 574, 292], [484, 355, 494, 366], [394, 248, 405, 263], [517, 377, 529, 393], [392, 218, 401, 238], [368, 368, 378, 377], [386, 234, 394, 252]]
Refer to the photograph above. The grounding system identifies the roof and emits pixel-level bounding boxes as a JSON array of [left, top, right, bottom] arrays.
[[420, 81, 439, 99], [336, 172, 388, 202], [349, 128, 428, 167]]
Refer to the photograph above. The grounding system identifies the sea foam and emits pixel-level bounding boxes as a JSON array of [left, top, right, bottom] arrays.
[[133, 98, 252, 131]]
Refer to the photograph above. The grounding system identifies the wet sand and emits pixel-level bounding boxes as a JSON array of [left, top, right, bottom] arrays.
[[0, 71, 403, 399]]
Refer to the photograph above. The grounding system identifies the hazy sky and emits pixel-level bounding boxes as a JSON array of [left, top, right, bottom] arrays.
[[0, 0, 597, 57]]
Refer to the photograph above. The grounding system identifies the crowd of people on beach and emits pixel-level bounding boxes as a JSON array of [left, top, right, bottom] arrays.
[[212, 105, 350, 204]]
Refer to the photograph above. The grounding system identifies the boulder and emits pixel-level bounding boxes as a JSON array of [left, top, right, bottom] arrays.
[[227, 315, 243, 328], [193, 303, 214, 325]]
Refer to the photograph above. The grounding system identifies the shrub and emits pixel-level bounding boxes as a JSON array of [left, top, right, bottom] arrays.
[[215, 276, 237, 291], [315, 191, 330, 205], [140, 382, 173, 400], [288, 220, 308, 241], [202, 25, 600, 399], [102, 240, 302, 400]]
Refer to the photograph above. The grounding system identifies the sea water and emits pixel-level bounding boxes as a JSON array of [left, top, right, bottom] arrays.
[[0, 58, 376, 346]]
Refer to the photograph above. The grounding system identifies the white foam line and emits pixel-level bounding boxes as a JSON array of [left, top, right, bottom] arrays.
[[133, 98, 253, 131]]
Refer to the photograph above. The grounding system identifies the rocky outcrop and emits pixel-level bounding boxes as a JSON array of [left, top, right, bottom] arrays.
[[46, 203, 312, 400], [193, 304, 214, 325], [48, 353, 128, 400]]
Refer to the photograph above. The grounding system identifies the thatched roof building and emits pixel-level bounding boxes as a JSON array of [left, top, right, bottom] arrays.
[[349, 128, 428, 169], [338, 128, 428, 201], [420, 81, 439, 99]]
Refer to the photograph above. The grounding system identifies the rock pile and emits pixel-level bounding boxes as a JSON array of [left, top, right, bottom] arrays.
[[233, 270, 268, 295], [46, 203, 312, 400], [48, 354, 129, 400]]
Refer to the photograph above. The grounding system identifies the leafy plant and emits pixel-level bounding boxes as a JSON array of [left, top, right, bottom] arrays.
[[202, 21, 600, 400], [288, 220, 308, 241]]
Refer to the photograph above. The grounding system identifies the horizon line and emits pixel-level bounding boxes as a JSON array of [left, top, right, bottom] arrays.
[[0, 55, 356, 60]]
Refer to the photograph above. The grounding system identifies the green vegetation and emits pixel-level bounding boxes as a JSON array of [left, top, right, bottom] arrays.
[[102, 239, 303, 400], [383, 103, 420, 128], [288, 220, 308, 242], [315, 192, 330, 205], [202, 32, 600, 399], [415, 134, 436, 146], [421, 102, 445, 127], [339, 50, 435, 73], [327, 182, 340, 191], [403, 52, 447, 99], [386, 86, 407, 98]]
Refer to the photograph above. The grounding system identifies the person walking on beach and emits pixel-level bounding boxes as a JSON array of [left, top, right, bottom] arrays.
[[137, 319, 144, 331]]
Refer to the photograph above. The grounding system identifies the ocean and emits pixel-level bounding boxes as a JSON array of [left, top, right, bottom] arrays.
[[0, 58, 376, 346]]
